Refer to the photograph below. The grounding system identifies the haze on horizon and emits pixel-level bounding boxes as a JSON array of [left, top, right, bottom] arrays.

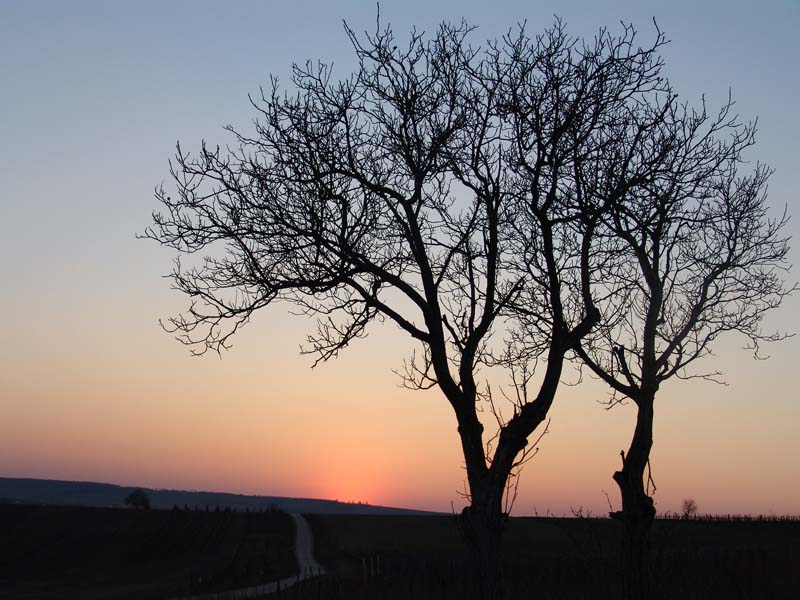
[[1, 0, 798, 517]]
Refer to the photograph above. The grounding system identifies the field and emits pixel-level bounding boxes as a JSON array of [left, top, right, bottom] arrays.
[[0, 504, 295, 599], [2, 505, 798, 599], [302, 514, 800, 599]]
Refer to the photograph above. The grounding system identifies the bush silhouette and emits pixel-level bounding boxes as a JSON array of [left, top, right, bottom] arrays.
[[124, 489, 151, 510]]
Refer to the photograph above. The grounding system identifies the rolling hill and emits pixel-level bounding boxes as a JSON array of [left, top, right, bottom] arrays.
[[0, 477, 439, 515]]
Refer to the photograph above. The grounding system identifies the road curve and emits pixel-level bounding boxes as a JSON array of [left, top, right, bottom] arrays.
[[289, 512, 326, 577], [172, 512, 325, 600]]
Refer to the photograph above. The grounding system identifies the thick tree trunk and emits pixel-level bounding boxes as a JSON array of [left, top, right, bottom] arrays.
[[453, 404, 508, 600], [460, 484, 507, 600], [612, 398, 656, 600], [451, 345, 561, 600]]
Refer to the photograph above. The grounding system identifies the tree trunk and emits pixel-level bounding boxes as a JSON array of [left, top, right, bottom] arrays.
[[612, 397, 656, 600], [460, 486, 507, 600], [453, 403, 509, 599]]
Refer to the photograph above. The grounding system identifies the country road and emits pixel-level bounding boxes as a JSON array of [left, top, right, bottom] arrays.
[[289, 512, 325, 577], [174, 512, 325, 600]]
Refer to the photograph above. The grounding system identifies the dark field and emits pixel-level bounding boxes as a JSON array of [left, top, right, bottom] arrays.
[[0, 504, 295, 599], [2, 505, 799, 599], [304, 514, 800, 599]]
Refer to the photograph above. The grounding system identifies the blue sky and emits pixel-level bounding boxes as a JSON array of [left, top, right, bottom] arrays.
[[1, 0, 798, 514]]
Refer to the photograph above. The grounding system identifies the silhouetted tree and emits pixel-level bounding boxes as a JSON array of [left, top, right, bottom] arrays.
[[124, 489, 151, 510], [573, 83, 793, 599], [145, 17, 667, 599], [681, 498, 698, 519]]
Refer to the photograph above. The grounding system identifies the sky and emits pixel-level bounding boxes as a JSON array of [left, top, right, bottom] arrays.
[[1, 0, 798, 516]]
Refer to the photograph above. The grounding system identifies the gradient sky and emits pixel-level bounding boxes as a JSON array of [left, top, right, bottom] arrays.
[[1, 0, 798, 516]]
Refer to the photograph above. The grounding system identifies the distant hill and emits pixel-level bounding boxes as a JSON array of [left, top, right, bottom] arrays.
[[0, 477, 440, 515]]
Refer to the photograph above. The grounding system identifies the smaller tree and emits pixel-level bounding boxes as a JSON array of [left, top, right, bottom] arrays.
[[575, 82, 793, 600], [124, 489, 151, 510], [681, 498, 698, 519]]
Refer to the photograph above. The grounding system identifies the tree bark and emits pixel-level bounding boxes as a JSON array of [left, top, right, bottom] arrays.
[[452, 341, 564, 599], [612, 397, 656, 600], [460, 481, 507, 600]]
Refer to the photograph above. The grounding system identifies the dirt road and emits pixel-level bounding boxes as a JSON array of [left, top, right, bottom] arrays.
[[173, 512, 324, 599], [289, 512, 325, 577]]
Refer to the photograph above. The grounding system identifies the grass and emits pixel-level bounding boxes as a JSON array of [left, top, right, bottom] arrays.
[[300, 514, 800, 599], [0, 503, 295, 599], [2, 505, 798, 599]]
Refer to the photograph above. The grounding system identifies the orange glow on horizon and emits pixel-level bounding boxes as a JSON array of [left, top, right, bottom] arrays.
[[1, 306, 799, 517], [309, 446, 391, 507]]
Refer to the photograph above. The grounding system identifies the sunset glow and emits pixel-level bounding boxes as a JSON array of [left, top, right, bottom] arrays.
[[1, 0, 799, 518]]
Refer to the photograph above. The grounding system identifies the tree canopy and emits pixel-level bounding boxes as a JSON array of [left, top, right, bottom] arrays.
[[143, 17, 794, 599]]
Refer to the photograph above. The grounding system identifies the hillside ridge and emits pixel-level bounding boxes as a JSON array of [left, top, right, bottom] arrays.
[[0, 476, 441, 515]]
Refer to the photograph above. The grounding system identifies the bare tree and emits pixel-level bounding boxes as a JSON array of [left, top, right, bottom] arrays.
[[574, 83, 794, 599], [144, 18, 667, 599], [681, 498, 698, 519]]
